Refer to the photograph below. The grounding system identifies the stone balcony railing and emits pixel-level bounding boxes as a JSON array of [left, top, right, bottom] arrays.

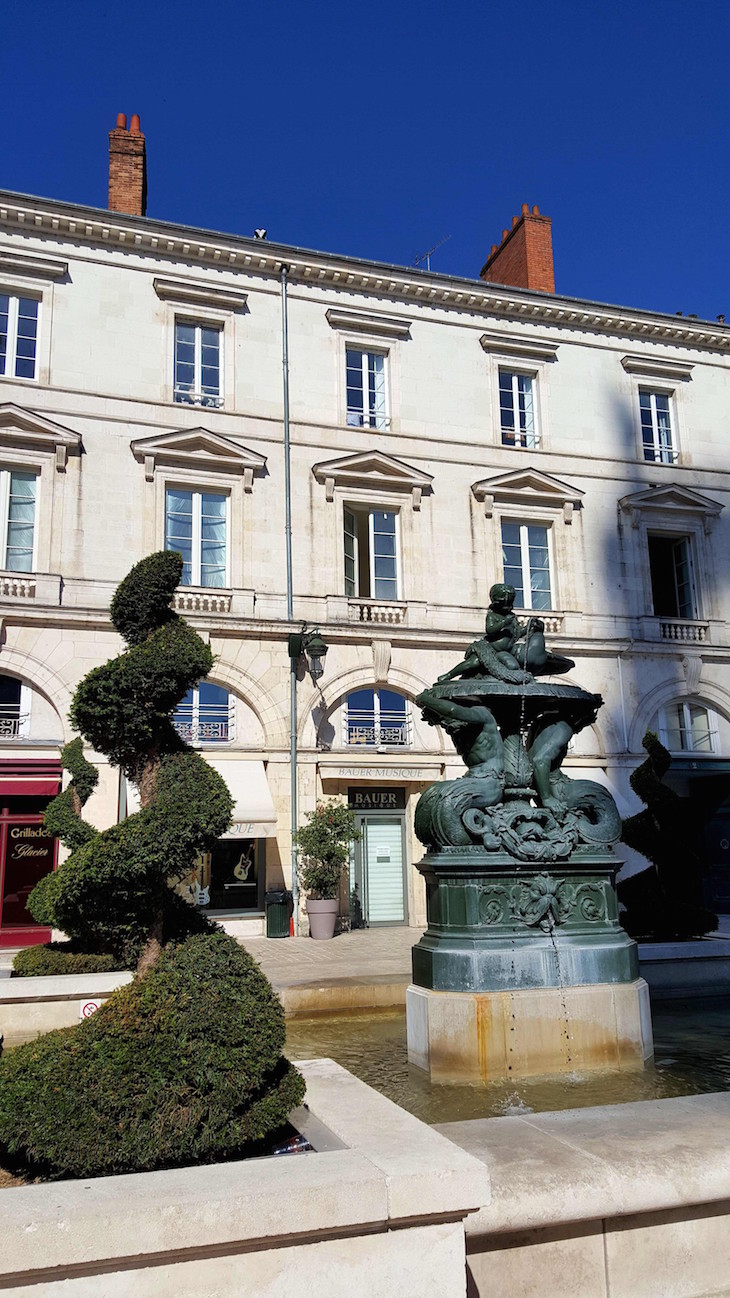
[[347, 598, 407, 626], [0, 574, 36, 599], [658, 618, 710, 644], [174, 588, 233, 615], [514, 610, 564, 636], [0, 572, 62, 603]]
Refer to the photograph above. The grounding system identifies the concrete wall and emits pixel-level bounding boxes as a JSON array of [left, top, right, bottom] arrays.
[[440, 1091, 730, 1298], [0, 1059, 490, 1298], [3, 1055, 730, 1297]]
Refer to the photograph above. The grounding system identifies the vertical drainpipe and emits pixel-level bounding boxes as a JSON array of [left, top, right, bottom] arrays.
[[617, 652, 630, 751], [281, 264, 299, 933]]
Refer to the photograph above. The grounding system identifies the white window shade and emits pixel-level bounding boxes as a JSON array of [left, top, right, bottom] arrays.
[[206, 759, 278, 838], [122, 760, 277, 838]]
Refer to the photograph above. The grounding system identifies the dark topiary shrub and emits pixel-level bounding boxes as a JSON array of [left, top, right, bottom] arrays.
[[618, 731, 718, 940], [40, 737, 99, 856], [25, 737, 99, 931], [12, 942, 123, 978], [0, 935, 304, 1178], [1, 552, 304, 1178], [26, 551, 232, 966]]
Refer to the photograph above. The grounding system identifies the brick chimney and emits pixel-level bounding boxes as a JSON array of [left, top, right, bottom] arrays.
[[108, 113, 147, 217], [480, 203, 554, 294]]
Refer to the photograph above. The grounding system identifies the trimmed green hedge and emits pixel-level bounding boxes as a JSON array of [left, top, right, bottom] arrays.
[[45, 751, 231, 966], [0, 934, 305, 1179], [1, 552, 303, 1180], [12, 943, 123, 978]]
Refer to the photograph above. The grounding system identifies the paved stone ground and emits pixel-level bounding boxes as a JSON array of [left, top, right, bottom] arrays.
[[239, 926, 423, 990]]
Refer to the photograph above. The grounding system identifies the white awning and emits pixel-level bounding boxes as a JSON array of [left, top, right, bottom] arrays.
[[206, 758, 278, 839], [122, 759, 278, 839]]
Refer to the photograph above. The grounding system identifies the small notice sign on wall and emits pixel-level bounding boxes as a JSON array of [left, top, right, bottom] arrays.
[[79, 999, 101, 1020], [348, 787, 406, 811]]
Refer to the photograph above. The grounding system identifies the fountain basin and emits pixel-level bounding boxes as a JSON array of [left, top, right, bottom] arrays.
[[407, 979, 653, 1082]]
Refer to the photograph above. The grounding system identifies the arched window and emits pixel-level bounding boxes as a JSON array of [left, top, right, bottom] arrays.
[[173, 682, 233, 744], [344, 688, 410, 748], [653, 702, 716, 755], [0, 675, 30, 738]]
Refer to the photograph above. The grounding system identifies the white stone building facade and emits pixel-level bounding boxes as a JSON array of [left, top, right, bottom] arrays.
[[0, 182, 729, 944]]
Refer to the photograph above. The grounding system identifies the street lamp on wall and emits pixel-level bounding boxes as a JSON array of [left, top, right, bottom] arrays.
[[288, 627, 329, 682]]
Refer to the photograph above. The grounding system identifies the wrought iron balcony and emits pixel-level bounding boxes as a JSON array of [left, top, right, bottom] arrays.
[[344, 707, 412, 749], [0, 706, 29, 738], [172, 703, 234, 745]]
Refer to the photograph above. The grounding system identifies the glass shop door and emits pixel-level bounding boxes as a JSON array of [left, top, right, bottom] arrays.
[[353, 814, 407, 926]]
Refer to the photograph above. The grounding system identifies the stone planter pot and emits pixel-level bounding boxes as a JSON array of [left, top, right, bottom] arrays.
[[306, 898, 339, 940]]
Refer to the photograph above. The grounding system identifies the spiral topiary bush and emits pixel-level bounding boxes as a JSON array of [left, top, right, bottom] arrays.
[[0, 551, 304, 1177], [0, 935, 303, 1179]]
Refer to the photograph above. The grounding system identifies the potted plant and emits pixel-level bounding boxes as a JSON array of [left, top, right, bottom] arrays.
[[295, 802, 361, 939]]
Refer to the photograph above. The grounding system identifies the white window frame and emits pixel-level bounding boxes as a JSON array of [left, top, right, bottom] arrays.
[[173, 684, 235, 746], [647, 531, 698, 620], [345, 345, 390, 430], [0, 467, 38, 572], [655, 702, 717, 755], [343, 504, 402, 601], [498, 368, 540, 449], [0, 293, 40, 383], [501, 518, 555, 611], [0, 678, 31, 739], [165, 486, 230, 588], [173, 318, 224, 408], [343, 688, 412, 749], [639, 387, 678, 465]]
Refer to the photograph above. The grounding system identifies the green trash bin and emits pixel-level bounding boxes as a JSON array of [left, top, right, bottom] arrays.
[[265, 889, 292, 939]]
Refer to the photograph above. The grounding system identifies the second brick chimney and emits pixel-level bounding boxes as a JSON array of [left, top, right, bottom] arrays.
[[480, 203, 554, 294], [108, 113, 147, 217]]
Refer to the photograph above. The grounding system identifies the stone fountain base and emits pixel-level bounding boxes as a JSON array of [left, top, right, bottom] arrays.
[[406, 978, 653, 1082], [407, 846, 654, 1081]]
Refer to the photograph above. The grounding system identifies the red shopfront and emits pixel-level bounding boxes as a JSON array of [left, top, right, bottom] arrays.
[[0, 760, 61, 948]]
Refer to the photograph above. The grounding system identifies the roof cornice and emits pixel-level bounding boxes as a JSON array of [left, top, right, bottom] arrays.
[[1, 190, 729, 353]]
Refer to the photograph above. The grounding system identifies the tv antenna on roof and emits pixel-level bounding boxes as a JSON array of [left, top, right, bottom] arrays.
[[413, 235, 451, 271]]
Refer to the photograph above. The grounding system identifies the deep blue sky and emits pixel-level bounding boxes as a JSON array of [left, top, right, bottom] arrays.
[[2, 0, 728, 320]]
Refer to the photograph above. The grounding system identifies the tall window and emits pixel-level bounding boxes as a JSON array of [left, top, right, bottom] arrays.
[[0, 675, 29, 738], [165, 488, 228, 587], [654, 702, 715, 754], [344, 507, 399, 600], [647, 534, 695, 619], [0, 470, 37, 572], [0, 295, 38, 381], [173, 682, 233, 744], [640, 390, 676, 464], [346, 347, 388, 428], [174, 321, 222, 407], [501, 520, 552, 610], [499, 370, 538, 448], [345, 688, 410, 747]]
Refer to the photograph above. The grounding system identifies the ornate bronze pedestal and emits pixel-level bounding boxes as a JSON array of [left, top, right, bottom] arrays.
[[406, 591, 653, 1081]]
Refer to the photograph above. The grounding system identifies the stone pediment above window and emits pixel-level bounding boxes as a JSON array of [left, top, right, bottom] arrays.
[[0, 250, 68, 281], [0, 403, 81, 471], [479, 331, 559, 362], [471, 467, 583, 523], [620, 355, 693, 382], [153, 277, 247, 311], [619, 483, 723, 532], [325, 308, 412, 340], [312, 450, 433, 509], [131, 427, 266, 491]]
